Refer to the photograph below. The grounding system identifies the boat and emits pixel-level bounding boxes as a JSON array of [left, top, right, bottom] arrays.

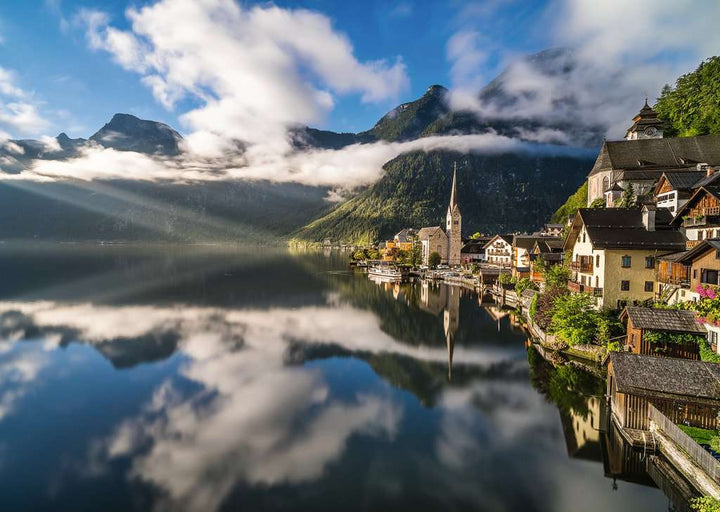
[[368, 265, 402, 281]]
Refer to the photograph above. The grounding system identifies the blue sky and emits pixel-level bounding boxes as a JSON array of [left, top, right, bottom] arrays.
[[0, 0, 552, 138]]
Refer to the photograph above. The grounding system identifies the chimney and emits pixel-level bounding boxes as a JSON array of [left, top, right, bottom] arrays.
[[642, 205, 656, 232]]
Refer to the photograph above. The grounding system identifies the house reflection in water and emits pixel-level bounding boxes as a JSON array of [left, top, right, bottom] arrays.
[[560, 395, 602, 462], [558, 390, 696, 511]]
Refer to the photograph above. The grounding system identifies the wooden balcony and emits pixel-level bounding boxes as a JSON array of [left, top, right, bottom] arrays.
[[686, 240, 702, 249], [657, 275, 690, 287], [568, 261, 593, 272], [567, 281, 603, 297]]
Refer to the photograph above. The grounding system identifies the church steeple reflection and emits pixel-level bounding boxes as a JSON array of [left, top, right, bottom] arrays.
[[443, 285, 460, 381]]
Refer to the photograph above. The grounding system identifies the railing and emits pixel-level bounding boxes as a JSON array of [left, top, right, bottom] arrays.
[[687, 240, 702, 249], [657, 275, 690, 286], [567, 281, 603, 296], [568, 261, 593, 272], [648, 404, 720, 483], [684, 217, 708, 227]]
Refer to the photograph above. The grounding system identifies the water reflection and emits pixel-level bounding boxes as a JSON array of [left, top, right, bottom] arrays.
[[0, 246, 675, 511]]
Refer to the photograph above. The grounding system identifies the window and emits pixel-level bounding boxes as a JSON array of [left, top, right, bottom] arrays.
[[621, 280, 630, 291], [645, 256, 655, 269], [644, 281, 653, 292], [621, 255, 631, 268], [602, 176, 610, 192], [694, 269, 698, 279], [595, 254, 600, 267], [702, 269, 719, 285]]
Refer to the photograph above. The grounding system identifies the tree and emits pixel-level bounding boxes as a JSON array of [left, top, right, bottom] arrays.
[[428, 252, 442, 268], [544, 265, 571, 288], [656, 56, 720, 137], [550, 293, 599, 346], [410, 243, 422, 267], [589, 198, 605, 209], [619, 183, 635, 208], [385, 246, 400, 260], [470, 232, 483, 239], [515, 277, 537, 296], [534, 285, 568, 329], [551, 182, 587, 224]]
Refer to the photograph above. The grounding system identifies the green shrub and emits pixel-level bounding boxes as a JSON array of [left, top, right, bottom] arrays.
[[529, 293, 538, 321], [428, 252, 441, 268], [550, 293, 599, 346], [515, 277, 537, 296], [544, 265, 571, 288], [692, 497, 720, 512]]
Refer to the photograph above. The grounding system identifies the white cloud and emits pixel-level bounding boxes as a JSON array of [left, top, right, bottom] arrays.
[[0, 67, 50, 136], [78, 0, 408, 156], [6, 131, 589, 187], [447, 0, 720, 139]]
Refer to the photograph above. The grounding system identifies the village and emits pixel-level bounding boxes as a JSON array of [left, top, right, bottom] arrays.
[[350, 101, 720, 503]]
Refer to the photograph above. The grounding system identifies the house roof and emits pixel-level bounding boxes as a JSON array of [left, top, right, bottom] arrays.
[[461, 240, 488, 254], [417, 226, 445, 239], [564, 208, 686, 251], [588, 135, 720, 177], [394, 228, 415, 243], [533, 239, 564, 253], [608, 352, 720, 402], [513, 235, 548, 250], [661, 171, 706, 191], [483, 234, 514, 249], [675, 239, 720, 264], [657, 250, 689, 263], [619, 306, 706, 333], [688, 169, 720, 189]]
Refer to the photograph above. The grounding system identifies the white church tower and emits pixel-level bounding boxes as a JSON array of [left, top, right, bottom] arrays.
[[446, 162, 462, 266]]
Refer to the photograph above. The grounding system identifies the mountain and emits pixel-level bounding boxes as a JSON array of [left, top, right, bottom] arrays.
[[292, 49, 600, 244], [89, 113, 182, 155], [0, 48, 603, 243], [293, 151, 592, 244]]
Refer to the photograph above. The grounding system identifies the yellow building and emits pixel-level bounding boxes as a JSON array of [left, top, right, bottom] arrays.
[[382, 228, 415, 261], [564, 206, 686, 309]]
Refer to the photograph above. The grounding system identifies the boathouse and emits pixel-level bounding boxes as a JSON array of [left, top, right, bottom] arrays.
[[607, 352, 720, 430], [619, 306, 705, 360]]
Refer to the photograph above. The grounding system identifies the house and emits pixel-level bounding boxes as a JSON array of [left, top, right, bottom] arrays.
[[655, 250, 692, 304], [483, 234, 513, 267], [670, 178, 720, 249], [607, 352, 720, 431], [653, 168, 707, 215], [512, 235, 550, 278], [619, 306, 705, 360], [529, 239, 564, 284], [461, 237, 491, 264], [564, 206, 686, 309], [382, 228, 416, 261], [417, 164, 462, 266]]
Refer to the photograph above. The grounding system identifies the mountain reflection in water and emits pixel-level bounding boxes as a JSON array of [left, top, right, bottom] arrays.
[[0, 246, 672, 511]]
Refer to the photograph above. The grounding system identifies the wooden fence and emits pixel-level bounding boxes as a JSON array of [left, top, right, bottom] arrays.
[[649, 404, 720, 483]]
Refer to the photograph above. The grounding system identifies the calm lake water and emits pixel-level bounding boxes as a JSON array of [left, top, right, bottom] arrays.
[[0, 246, 679, 511]]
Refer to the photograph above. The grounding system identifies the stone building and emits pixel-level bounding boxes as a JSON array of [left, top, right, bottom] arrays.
[[418, 163, 462, 266]]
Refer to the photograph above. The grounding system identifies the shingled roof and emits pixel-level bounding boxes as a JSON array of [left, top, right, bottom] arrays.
[[417, 226, 445, 239], [620, 306, 706, 333], [564, 208, 686, 251], [589, 135, 720, 177], [608, 352, 720, 402], [675, 239, 720, 264]]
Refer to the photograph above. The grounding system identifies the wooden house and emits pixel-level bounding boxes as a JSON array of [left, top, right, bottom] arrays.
[[655, 251, 691, 304], [671, 180, 720, 249], [619, 306, 705, 360], [654, 170, 706, 215], [607, 352, 720, 430]]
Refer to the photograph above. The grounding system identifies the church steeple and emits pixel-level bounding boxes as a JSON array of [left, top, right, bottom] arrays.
[[446, 162, 462, 266], [448, 162, 459, 213], [625, 99, 664, 140]]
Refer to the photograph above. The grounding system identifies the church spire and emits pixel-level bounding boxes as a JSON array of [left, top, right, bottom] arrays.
[[449, 162, 458, 211]]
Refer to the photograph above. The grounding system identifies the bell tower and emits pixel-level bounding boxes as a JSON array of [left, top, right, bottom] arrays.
[[446, 162, 462, 266], [625, 99, 665, 140]]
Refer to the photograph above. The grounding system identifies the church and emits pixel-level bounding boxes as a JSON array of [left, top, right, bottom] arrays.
[[417, 164, 462, 266], [586, 101, 720, 207]]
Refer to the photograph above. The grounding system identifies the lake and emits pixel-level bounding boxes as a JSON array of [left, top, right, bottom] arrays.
[[0, 246, 678, 511]]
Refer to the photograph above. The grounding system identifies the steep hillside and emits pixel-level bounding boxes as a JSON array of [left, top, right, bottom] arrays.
[[293, 151, 593, 243]]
